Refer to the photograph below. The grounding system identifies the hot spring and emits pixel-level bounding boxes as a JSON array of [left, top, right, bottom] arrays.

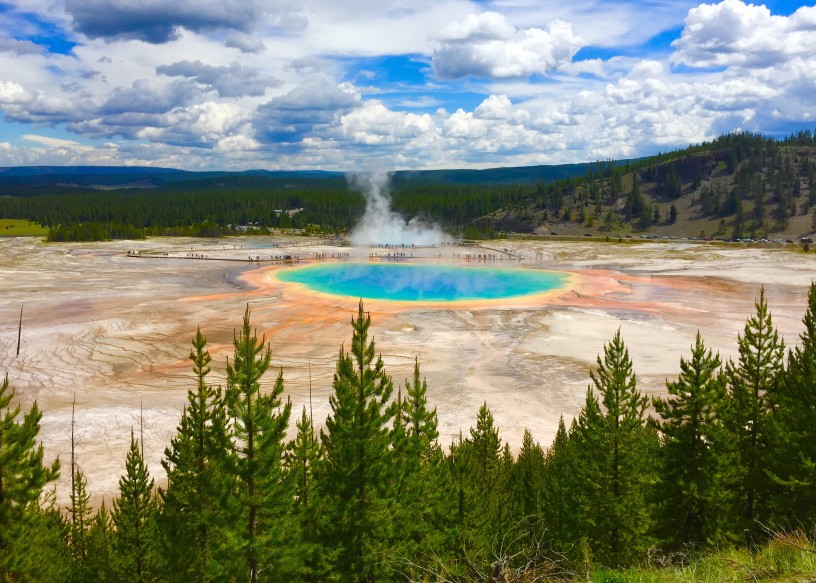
[[276, 262, 568, 302]]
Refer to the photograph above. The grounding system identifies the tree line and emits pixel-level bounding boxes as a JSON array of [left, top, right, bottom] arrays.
[[3, 284, 816, 581], [0, 175, 534, 241]]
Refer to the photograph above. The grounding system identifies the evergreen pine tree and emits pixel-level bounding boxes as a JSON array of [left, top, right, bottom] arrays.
[[156, 327, 237, 581], [112, 432, 157, 583], [20, 502, 70, 582], [509, 428, 549, 560], [652, 333, 732, 549], [769, 282, 816, 525], [284, 406, 324, 579], [286, 407, 321, 523], [723, 287, 784, 544], [385, 386, 412, 567], [512, 429, 546, 521], [390, 385, 408, 492], [453, 403, 515, 574], [67, 396, 93, 577], [225, 306, 293, 582], [388, 357, 448, 576], [496, 441, 520, 564], [317, 300, 395, 581], [85, 502, 117, 582], [571, 330, 657, 567], [68, 466, 93, 578], [0, 373, 63, 580], [444, 432, 472, 577], [540, 416, 577, 554], [404, 357, 439, 456]]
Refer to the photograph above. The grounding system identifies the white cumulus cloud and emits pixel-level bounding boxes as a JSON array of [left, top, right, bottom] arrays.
[[339, 102, 437, 145], [432, 12, 584, 79], [673, 0, 816, 68]]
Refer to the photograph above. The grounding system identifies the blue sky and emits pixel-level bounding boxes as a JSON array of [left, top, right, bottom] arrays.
[[0, 0, 814, 170]]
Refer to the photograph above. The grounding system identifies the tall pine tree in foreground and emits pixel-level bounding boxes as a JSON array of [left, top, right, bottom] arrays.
[[284, 406, 325, 579], [771, 282, 816, 525], [723, 287, 784, 544], [317, 300, 395, 582], [388, 358, 448, 577], [490, 428, 557, 581], [540, 416, 577, 555], [112, 432, 157, 583], [403, 357, 440, 464], [157, 327, 237, 581], [0, 373, 64, 581], [67, 397, 93, 579], [652, 332, 732, 550], [84, 501, 117, 582], [453, 403, 515, 575], [511, 429, 546, 523], [445, 432, 472, 576], [68, 466, 93, 579], [571, 330, 657, 567], [225, 306, 292, 582]]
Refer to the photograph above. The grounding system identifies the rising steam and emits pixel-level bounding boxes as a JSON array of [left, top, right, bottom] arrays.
[[348, 172, 450, 246]]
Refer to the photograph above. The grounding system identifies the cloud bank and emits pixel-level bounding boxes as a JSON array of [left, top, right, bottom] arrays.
[[0, 0, 814, 170], [64, 0, 306, 43]]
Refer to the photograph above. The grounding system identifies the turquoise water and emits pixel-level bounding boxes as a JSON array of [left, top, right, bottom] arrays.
[[276, 262, 568, 302]]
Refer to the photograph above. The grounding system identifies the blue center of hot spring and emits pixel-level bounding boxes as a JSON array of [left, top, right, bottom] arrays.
[[276, 262, 567, 302]]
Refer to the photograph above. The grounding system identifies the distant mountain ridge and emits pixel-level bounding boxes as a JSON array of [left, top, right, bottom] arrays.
[[391, 162, 621, 184], [0, 167, 349, 190], [0, 166, 187, 176], [0, 163, 600, 189]]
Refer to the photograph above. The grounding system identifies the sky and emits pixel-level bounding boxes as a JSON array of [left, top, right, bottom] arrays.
[[0, 0, 814, 171]]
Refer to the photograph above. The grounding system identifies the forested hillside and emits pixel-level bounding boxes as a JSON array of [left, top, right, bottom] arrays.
[[486, 131, 816, 240], [3, 285, 816, 581]]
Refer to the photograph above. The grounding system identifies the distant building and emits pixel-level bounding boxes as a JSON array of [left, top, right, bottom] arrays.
[[273, 208, 304, 217]]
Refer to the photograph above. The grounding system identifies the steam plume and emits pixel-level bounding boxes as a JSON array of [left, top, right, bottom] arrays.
[[348, 172, 450, 246]]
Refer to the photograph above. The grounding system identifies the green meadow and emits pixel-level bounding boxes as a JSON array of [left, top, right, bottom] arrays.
[[0, 218, 48, 237]]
